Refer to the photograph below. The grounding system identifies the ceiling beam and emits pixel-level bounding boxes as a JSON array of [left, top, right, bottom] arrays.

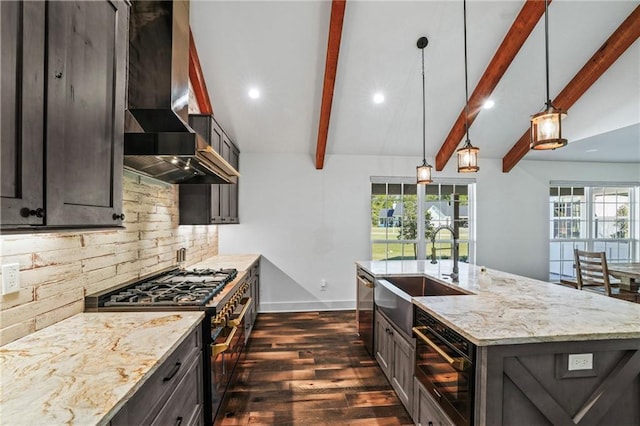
[[189, 28, 214, 115], [435, 0, 549, 171], [503, 5, 640, 173], [315, 0, 347, 170]]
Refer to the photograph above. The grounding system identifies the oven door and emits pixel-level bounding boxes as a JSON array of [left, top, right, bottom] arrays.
[[413, 325, 474, 425]]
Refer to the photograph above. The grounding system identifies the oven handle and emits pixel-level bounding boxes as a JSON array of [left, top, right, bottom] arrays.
[[211, 326, 238, 357], [228, 297, 252, 327], [357, 276, 375, 289], [412, 326, 471, 372]]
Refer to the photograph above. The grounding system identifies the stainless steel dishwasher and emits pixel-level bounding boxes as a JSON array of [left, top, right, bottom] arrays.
[[356, 268, 375, 356]]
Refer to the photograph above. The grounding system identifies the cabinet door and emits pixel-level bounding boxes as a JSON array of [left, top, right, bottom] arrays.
[[391, 330, 415, 412], [221, 134, 232, 161], [219, 184, 230, 221], [228, 145, 239, 223], [45, 0, 127, 226], [1, 1, 45, 227], [374, 311, 392, 379], [413, 377, 455, 426]]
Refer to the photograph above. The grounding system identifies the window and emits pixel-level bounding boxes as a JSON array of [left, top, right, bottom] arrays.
[[549, 183, 639, 281], [371, 181, 418, 260], [370, 178, 476, 262]]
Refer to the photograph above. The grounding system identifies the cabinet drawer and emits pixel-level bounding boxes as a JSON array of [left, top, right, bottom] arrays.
[[111, 327, 201, 425], [151, 354, 204, 426], [413, 377, 455, 426]]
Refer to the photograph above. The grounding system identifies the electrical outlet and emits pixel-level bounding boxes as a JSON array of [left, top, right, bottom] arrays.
[[2, 264, 20, 295], [320, 279, 327, 291], [568, 353, 593, 371]]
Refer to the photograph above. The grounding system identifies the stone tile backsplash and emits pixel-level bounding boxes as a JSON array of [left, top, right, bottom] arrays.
[[0, 172, 218, 345]]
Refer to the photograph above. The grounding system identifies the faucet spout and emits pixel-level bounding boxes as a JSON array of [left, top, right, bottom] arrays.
[[430, 225, 459, 282]]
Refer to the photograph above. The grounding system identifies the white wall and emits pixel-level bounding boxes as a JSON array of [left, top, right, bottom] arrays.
[[219, 153, 640, 312]]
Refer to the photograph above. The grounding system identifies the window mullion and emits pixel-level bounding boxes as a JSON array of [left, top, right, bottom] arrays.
[[417, 186, 426, 259]]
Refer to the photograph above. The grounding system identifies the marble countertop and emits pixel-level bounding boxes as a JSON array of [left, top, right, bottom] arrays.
[[356, 260, 640, 346], [0, 311, 204, 425]]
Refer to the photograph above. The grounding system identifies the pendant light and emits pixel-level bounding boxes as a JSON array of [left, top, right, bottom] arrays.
[[530, 0, 567, 150], [456, 0, 479, 172], [416, 36, 433, 185]]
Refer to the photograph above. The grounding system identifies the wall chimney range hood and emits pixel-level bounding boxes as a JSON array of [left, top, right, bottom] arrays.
[[124, 0, 238, 184]]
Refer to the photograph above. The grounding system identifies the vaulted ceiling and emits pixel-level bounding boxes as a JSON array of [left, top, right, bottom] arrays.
[[190, 0, 640, 172]]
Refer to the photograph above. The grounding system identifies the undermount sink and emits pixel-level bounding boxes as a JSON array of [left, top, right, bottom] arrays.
[[383, 276, 470, 297]]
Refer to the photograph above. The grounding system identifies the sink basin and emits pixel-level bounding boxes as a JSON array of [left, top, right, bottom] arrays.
[[383, 276, 469, 297], [374, 275, 470, 336]]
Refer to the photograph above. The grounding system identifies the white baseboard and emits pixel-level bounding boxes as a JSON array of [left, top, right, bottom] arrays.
[[258, 300, 354, 313]]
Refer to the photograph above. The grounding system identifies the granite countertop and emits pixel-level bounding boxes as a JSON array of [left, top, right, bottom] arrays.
[[191, 253, 260, 272], [0, 311, 204, 425], [356, 260, 640, 346]]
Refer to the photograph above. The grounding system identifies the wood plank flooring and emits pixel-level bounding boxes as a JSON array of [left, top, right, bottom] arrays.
[[215, 311, 414, 425]]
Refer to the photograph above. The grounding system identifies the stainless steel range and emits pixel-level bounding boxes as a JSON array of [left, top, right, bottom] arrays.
[[85, 266, 252, 424]]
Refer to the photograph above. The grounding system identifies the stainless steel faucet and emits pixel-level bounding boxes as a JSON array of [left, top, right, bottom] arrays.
[[430, 225, 459, 282]]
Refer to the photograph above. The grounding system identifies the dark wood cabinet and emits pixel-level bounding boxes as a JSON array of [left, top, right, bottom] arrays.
[[1, 1, 45, 227], [179, 115, 239, 225], [111, 325, 204, 426], [0, 0, 127, 229]]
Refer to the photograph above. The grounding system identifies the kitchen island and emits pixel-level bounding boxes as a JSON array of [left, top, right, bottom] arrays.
[[0, 311, 204, 425], [356, 260, 640, 426]]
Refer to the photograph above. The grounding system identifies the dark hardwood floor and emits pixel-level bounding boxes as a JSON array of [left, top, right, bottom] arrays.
[[216, 311, 414, 425]]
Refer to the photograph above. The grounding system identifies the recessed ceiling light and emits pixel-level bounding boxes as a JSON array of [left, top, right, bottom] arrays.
[[373, 93, 385, 104], [248, 88, 260, 99], [482, 99, 495, 109]]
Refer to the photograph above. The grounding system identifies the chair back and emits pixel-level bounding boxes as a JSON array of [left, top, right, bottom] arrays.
[[574, 249, 612, 296]]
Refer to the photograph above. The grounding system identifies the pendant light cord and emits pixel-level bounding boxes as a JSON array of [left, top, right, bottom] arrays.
[[544, 0, 551, 107], [421, 46, 426, 164], [463, 0, 470, 144]]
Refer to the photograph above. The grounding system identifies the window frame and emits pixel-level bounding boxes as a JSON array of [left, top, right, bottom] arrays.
[[548, 182, 639, 281], [370, 177, 476, 263]]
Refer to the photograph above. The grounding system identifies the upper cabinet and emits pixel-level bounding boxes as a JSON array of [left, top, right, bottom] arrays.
[[179, 115, 240, 225], [1, 0, 128, 229], [1, 1, 46, 227]]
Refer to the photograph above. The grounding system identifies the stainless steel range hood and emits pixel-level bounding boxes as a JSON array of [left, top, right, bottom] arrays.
[[124, 0, 238, 184]]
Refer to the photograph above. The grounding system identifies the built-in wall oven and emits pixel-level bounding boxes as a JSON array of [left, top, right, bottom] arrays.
[[413, 307, 476, 426], [356, 268, 375, 356]]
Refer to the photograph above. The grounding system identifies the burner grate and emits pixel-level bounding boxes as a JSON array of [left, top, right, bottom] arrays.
[[103, 268, 237, 307]]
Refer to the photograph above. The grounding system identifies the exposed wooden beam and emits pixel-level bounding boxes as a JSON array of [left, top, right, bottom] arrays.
[[503, 5, 640, 172], [315, 0, 346, 170], [435, 0, 549, 171], [189, 28, 214, 115]]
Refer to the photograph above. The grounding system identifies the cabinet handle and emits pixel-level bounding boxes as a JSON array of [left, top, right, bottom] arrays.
[[54, 71, 63, 78], [175, 417, 183, 426], [428, 422, 434, 426], [162, 362, 182, 382], [20, 208, 45, 218], [112, 213, 125, 221]]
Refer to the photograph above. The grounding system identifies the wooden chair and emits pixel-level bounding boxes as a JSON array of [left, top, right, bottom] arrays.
[[574, 249, 637, 302]]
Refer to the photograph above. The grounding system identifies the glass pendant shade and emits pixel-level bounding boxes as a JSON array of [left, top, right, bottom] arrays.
[[417, 162, 432, 184], [530, 106, 567, 150], [457, 141, 479, 172]]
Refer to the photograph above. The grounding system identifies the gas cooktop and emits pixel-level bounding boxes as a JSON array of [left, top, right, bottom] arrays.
[[86, 268, 238, 309]]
